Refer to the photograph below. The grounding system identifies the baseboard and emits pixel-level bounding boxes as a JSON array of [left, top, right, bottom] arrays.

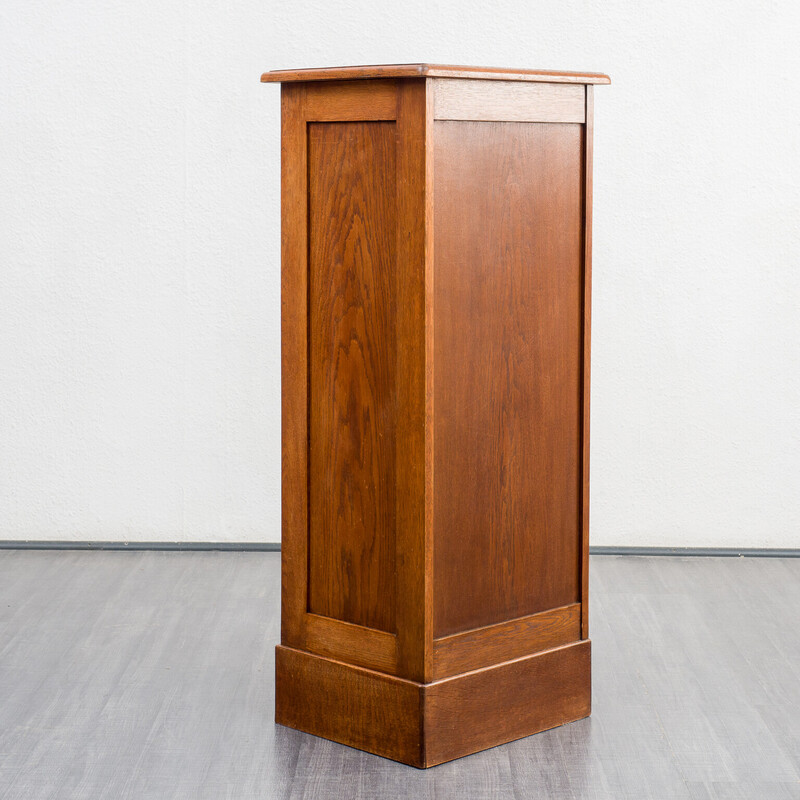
[[0, 542, 797, 557], [0, 540, 280, 551], [276, 640, 591, 767], [590, 546, 800, 558]]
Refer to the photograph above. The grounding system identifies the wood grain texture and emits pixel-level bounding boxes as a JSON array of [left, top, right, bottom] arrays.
[[431, 603, 580, 680], [261, 63, 611, 85], [423, 78, 436, 678], [581, 86, 594, 640], [393, 78, 432, 682], [275, 645, 423, 767], [279, 83, 309, 650], [433, 120, 585, 637], [303, 613, 398, 674], [423, 640, 591, 766], [434, 79, 585, 122], [273, 73, 602, 766], [275, 640, 590, 769], [307, 120, 398, 634], [304, 79, 397, 120]]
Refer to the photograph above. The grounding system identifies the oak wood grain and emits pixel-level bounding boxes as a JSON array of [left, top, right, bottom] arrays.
[[303, 613, 398, 674], [393, 78, 432, 682], [307, 120, 398, 634], [279, 83, 309, 650], [434, 79, 585, 123], [303, 79, 397, 121], [275, 639, 590, 769], [431, 603, 580, 680], [275, 645, 423, 766], [423, 640, 591, 766], [271, 71, 604, 766], [581, 86, 594, 640], [432, 120, 585, 637], [262, 63, 611, 85]]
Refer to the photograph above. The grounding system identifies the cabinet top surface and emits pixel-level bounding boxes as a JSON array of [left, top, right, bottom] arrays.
[[260, 63, 611, 84]]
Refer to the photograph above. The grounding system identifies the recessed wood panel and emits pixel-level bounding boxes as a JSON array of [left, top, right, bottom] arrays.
[[433, 120, 584, 637], [307, 121, 397, 633]]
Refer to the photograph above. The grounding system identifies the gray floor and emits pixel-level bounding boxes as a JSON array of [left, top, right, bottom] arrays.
[[0, 552, 799, 799]]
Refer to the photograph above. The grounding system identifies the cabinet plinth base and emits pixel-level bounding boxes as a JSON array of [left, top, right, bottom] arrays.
[[275, 639, 591, 768]]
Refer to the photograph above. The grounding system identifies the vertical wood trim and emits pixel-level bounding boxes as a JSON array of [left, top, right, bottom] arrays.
[[423, 78, 435, 681], [280, 83, 308, 648], [580, 86, 593, 640], [394, 78, 430, 682]]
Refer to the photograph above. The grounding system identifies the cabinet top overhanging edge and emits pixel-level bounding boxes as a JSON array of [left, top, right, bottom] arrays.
[[260, 64, 611, 85]]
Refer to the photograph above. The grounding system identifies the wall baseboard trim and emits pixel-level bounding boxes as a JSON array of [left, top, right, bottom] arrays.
[[589, 546, 800, 558], [0, 542, 797, 558], [0, 540, 281, 552]]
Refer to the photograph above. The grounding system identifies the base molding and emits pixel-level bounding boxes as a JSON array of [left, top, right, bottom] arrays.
[[275, 643, 423, 765], [275, 639, 591, 767]]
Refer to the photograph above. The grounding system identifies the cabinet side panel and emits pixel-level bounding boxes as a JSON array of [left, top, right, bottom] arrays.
[[307, 121, 397, 633], [433, 120, 584, 637]]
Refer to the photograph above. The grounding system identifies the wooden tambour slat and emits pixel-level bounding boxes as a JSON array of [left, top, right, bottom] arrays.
[[303, 613, 398, 675], [432, 603, 581, 680], [434, 79, 585, 123]]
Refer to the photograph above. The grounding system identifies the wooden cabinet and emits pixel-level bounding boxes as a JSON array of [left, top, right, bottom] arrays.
[[261, 63, 609, 768]]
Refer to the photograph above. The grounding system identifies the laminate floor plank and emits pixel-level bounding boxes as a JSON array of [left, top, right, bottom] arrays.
[[598, 558, 797, 788], [1, 552, 799, 799]]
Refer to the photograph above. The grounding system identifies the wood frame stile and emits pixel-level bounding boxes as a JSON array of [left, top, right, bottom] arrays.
[[267, 66, 608, 768]]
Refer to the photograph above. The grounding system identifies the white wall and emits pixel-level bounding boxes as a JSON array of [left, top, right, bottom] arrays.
[[1, 0, 798, 547]]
